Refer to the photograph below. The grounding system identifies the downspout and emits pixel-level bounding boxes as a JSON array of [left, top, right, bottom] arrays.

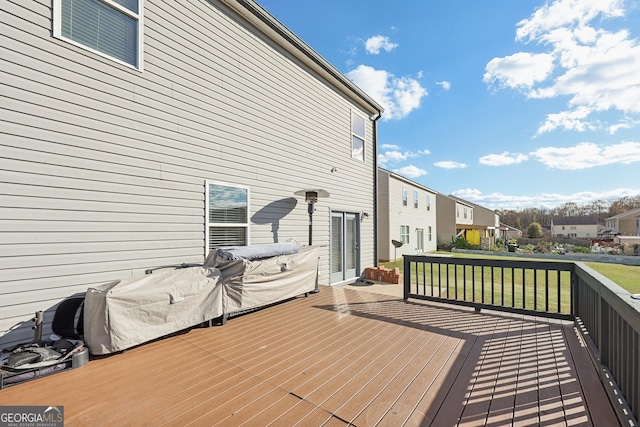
[[371, 112, 382, 267]]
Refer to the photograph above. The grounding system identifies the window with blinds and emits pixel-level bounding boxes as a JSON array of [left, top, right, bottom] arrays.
[[54, 0, 143, 68], [206, 181, 249, 251]]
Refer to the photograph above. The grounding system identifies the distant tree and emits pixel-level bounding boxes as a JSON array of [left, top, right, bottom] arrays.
[[527, 222, 544, 238]]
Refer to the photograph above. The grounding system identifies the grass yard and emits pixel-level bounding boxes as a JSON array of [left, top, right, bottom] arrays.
[[399, 258, 573, 314], [382, 252, 640, 314]]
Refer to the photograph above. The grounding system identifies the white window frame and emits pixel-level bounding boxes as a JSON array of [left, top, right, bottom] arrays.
[[351, 111, 365, 161], [426, 194, 431, 211], [428, 226, 432, 241], [402, 187, 408, 206], [413, 190, 419, 208], [53, 0, 144, 70], [205, 180, 250, 254], [401, 225, 410, 244]]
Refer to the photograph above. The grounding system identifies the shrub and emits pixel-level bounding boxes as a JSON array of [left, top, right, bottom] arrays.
[[438, 240, 453, 251], [453, 237, 474, 249], [527, 222, 544, 238], [573, 246, 591, 254]]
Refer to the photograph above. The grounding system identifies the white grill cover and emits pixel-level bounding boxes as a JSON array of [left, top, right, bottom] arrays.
[[204, 246, 319, 315], [84, 267, 223, 355]]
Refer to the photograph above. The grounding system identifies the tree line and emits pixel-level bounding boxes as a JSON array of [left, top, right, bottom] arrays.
[[497, 195, 640, 230]]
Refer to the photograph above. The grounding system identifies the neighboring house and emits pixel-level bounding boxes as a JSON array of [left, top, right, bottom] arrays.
[[0, 0, 383, 348], [605, 207, 640, 236], [436, 194, 474, 246], [551, 216, 603, 238], [377, 169, 438, 261], [448, 196, 500, 248], [499, 223, 523, 240]]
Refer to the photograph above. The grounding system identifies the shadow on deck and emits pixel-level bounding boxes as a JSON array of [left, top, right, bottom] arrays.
[[0, 285, 617, 426]]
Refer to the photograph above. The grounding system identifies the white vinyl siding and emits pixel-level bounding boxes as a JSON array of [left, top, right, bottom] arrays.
[[351, 111, 365, 161], [377, 169, 437, 261], [1, 0, 380, 349], [206, 181, 249, 250], [54, 0, 143, 69]]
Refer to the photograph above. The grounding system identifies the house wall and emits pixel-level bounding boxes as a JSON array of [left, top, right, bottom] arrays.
[[436, 194, 456, 246], [377, 171, 437, 261], [619, 216, 640, 235], [0, 0, 379, 348], [552, 224, 600, 238], [377, 170, 391, 261]]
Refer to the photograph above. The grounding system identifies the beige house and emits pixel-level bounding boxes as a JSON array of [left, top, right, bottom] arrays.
[[448, 196, 500, 248], [551, 216, 603, 238], [0, 0, 382, 349], [436, 194, 474, 246], [377, 169, 438, 261], [605, 207, 640, 236]]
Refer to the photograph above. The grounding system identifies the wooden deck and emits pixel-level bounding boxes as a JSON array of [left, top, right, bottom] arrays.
[[0, 285, 618, 426]]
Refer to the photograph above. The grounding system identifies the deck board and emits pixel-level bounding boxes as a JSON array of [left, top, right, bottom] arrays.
[[0, 285, 620, 426]]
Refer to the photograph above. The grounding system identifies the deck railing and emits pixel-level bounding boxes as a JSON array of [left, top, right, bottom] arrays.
[[403, 255, 640, 425]]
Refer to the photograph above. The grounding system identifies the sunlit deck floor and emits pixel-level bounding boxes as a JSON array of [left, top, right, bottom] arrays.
[[0, 285, 618, 426]]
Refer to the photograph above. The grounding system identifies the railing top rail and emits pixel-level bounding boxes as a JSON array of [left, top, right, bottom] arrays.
[[403, 254, 574, 271]]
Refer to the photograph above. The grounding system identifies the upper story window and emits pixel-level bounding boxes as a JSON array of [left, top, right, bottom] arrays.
[[351, 111, 365, 161], [463, 208, 468, 219], [413, 190, 419, 208], [206, 181, 249, 252], [426, 194, 431, 211], [402, 187, 408, 206], [54, 0, 144, 69]]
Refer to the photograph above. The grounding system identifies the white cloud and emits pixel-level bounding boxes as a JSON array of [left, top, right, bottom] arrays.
[[450, 187, 640, 210], [515, 0, 624, 42], [436, 81, 451, 90], [535, 106, 595, 135], [365, 35, 398, 55], [380, 143, 400, 150], [483, 52, 555, 89], [378, 147, 430, 166], [479, 152, 529, 166], [392, 165, 428, 178], [531, 141, 640, 169], [434, 161, 467, 169], [485, 0, 640, 134], [608, 118, 640, 134], [379, 150, 410, 165], [347, 65, 427, 120]]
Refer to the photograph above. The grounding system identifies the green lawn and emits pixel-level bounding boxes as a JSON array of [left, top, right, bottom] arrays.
[[395, 258, 572, 313], [382, 252, 640, 311]]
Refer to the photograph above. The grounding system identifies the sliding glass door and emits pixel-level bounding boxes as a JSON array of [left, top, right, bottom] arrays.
[[331, 212, 359, 284]]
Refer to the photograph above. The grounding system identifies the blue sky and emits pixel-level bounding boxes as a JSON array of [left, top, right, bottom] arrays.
[[257, 0, 640, 210]]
